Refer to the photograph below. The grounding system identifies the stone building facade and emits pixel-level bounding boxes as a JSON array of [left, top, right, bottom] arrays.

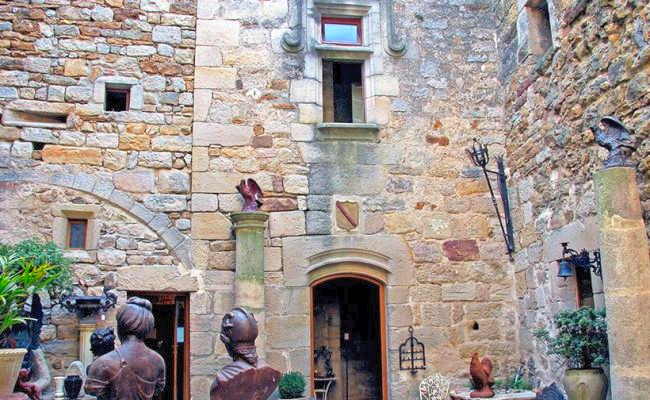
[[0, 0, 647, 398]]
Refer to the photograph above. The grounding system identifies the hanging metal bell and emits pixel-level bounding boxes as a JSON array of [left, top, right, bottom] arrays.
[[557, 259, 574, 278]]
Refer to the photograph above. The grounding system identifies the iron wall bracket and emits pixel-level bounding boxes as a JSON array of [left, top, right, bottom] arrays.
[[466, 139, 515, 259]]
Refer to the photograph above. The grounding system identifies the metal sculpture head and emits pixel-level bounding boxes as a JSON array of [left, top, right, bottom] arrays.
[[220, 307, 259, 366], [590, 115, 636, 169], [90, 327, 116, 358], [116, 297, 155, 342], [236, 178, 264, 211]]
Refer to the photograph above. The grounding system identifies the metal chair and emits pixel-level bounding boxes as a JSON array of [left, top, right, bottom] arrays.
[[419, 373, 450, 400]]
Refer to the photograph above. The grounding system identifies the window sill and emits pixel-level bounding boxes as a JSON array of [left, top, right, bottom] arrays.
[[315, 44, 373, 60], [317, 123, 380, 141]]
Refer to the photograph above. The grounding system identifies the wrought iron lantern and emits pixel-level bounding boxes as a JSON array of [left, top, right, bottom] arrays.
[[556, 242, 602, 279], [60, 285, 118, 317], [466, 139, 515, 258], [399, 326, 426, 374]]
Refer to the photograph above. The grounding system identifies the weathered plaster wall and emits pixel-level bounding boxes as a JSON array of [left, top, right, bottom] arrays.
[[495, 0, 649, 386], [192, 0, 519, 397]]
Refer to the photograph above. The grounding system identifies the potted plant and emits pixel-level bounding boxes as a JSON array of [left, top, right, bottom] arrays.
[[535, 307, 609, 400], [0, 240, 71, 395], [278, 371, 308, 400]]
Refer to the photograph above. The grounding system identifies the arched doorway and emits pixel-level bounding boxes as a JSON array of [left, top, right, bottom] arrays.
[[310, 274, 388, 400]]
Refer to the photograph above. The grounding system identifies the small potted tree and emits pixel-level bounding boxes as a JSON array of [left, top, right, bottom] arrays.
[[278, 371, 308, 400], [0, 240, 71, 395], [535, 307, 609, 400]]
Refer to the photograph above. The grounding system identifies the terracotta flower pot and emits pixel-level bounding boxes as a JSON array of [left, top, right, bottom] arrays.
[[0, 348, 27, 395], [563, 368, 608, 400]]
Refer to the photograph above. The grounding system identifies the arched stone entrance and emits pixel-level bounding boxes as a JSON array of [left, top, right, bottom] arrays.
[[310, 273, 388, 400]]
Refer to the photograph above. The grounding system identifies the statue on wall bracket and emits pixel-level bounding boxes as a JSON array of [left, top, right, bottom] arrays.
[[590, 116, 636, 169]]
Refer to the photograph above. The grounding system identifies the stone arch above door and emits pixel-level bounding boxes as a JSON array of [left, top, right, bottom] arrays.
[[282, 234, 414, 287], [307, 248, 391, 285], [1, 169, 193, 273]]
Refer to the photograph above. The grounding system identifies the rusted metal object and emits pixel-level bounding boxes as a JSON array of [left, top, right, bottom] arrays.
[[590, 116, 636, 169], [236, 178, 264, 211], [85, 297, 166, 400], [210, 307, 280, 400], [469, 352, 495, 398]]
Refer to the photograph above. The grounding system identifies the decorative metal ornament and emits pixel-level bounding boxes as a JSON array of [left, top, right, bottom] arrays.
[[556, 242, 602, 279], [399, 326, 426, 374], [60, 285, 118, 316], [335, 201, 359, 231], [466, 139, 515, 259], [314, 346, 335, 378]]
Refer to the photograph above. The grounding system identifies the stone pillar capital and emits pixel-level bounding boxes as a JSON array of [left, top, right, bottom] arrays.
[[231, 211, 269, 230]]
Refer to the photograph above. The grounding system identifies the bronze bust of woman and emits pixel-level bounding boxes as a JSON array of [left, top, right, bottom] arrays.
[[85, 297, 166, 400]]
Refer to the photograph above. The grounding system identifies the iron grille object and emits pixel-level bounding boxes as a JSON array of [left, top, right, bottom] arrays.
[[399, 326, 426, 374]]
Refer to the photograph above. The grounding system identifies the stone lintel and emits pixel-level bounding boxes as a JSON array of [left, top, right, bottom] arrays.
[[316, 122, 380, 141], [117, 266, 198, 292], [314, 44, 373, 61]]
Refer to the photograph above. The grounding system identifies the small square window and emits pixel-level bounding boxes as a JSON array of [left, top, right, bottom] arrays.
[[323, 61, 365, 123], [105, 85, 131, 112], [68, 219, 87, 249], [322, 17, 362, 45]]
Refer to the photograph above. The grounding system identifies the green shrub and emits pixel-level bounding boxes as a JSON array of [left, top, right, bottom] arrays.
[[0, 256, 61, 338], [278, 371, 306, 399], [494, 376, 533, 390], [534, 307, 608, 369], [0, 239, 72, 298]]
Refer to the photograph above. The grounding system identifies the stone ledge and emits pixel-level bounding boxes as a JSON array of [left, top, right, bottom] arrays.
[[315, 44, 373, 60], [316, 123, 380, 141]]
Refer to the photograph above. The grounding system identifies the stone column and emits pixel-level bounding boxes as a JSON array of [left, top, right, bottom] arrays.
[[230, 211, 269, 357], [79, 323, 96, 368], [594, 167, 650, 399]]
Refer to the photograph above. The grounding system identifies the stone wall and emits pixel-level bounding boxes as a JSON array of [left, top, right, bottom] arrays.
[[193, 0, 520, 397], [0, 0, 199, 392], [495, 0, 649, 386], [0, 0, 196, 237], [0, 181, 179, 382]]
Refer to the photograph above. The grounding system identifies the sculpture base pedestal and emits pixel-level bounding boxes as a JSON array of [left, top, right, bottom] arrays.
[[449, 391, 536, 400]]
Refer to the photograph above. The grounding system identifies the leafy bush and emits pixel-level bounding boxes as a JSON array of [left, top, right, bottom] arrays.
[[0, 256, 61, 339], [494, 376, 533, 391], [278, 371, 306, 399], [0, 239, 72, 298], [534, 307, 608, 370]]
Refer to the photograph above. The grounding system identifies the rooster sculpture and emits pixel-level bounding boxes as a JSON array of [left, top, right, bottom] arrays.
[[236, 178, 264, 211], [469, 352, 495, 398]]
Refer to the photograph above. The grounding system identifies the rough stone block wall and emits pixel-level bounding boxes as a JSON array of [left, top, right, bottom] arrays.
[[0, 0, 198, 392], [193, 0, 519, 397], [0, 182, 176, 382], [495, 0, 649, 386]]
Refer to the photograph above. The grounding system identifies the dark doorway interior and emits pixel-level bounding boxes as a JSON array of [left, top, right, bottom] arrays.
[[127, 292, 189, 400], [313, 278, 382, 400]]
